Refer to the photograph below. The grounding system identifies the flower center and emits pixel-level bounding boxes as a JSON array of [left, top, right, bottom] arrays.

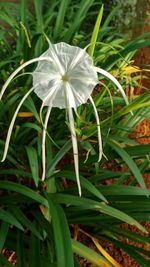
[[61, 74, 70, 82]]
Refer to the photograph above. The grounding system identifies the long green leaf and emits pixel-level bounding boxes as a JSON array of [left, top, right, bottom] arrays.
[[0, 222, 9, 252], [10, 207, 42, 239], [0, 209, 23, 230], [16, 230, 26, 267], [53, 0, 70, 39], [88, 4, 104, 57], [50, 193, 147, 233], [34, 0, 43, 32], [0, 181, 48, 207], [109, 140, 146, 188], [72, 239, 112, 267], [64, 0, 95, 42], [46, 140, 72, 177], [0, 254, 14, 267], [29, 232, 41, 267], [55, 170, 107, 202], [26, 146, 39, 187], [98, 185, 150, 197], [47, 195, 74, 267]]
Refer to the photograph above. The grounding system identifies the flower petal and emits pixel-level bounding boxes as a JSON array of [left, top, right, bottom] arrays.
[[0, 57, 52, 101], [89, 96, 102, 162], [65, 83, 81, 196], [41, 105, 52, 181], [1, 86, 36, 162], [95, 66, 128, 105]]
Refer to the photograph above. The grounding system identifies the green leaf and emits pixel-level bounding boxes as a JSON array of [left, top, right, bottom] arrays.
[[23, 96, 40, 122], [88, 4, 104, 57], [98, 185, 150, 197], [53, 0, 70, 39], [16, 230, 26, 267], [64, 0, 95, 42], [0, 181, 48, 207], [109, 140, 146, 188], [26, 146, 39, 187], [0, 209, 23, 230], [29, 232, 41, 267], [47, 195, 74, 267], [50, 193, 147, 233], [72, 239, 112, 267], [0, 254, 14, 267], [34, 0, 43, 32], [46, 140, 72, 177], [0, 222, 9, 252], [55, 170, 107, 202], [10, 207, 42, 239]]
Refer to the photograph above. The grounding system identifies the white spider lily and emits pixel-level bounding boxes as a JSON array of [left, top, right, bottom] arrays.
[[0, 41, 128, 196]]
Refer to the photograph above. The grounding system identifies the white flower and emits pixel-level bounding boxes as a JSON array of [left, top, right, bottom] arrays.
[[0, 40, 128, 196]]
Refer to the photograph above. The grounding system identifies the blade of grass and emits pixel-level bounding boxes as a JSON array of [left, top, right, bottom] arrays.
[[34, 0, 43, 32], [29, 232, 41, 267], [26, 146, 39, 187], [88, 4, 104, 57], [0, 209, 23, 230], [10, 207, 42, 239], [109, 140, 146, 188], [16, 230, 26, 267], [0, 181, 48, 207], [47, 195, 74, 267], [55, 170, 107, 202], [0, 254, 14, 267], [0, 222, 9, 252], [64, 0, 95, 42], [72, 239, 113, 267], [53, 0, 70, 39], [46, 140, 72, 177], [50, 193, 147, 233]]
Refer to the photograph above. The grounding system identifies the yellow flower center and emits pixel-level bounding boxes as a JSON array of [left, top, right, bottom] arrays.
[[61, 74, 70, 82]]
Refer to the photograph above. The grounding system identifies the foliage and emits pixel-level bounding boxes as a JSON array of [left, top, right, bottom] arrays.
[[0, 1, 150, 266]]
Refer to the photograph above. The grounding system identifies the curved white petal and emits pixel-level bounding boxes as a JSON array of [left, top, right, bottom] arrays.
[[0, 57, 52, 101], [68, 47, 87, 71], [89, 96, 102, 162], [65, 83, 81, 196], [41, 105, 52, 181], [1, 86, 36, 162], [95, 66, 128, 105]]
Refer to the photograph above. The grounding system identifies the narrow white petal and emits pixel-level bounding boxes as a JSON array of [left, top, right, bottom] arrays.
[[68, 47, 86, 71], [41, 105, 51, 181], [95, 66, 128, 105], [47, 41, 65, 75], [65, 84, 81, 196], [68, 107, 81, 196], [39, 81, 60, 123], [0, 57, 51, 100], [89, 96, 102, 162], [1, 86, 36, 162]]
